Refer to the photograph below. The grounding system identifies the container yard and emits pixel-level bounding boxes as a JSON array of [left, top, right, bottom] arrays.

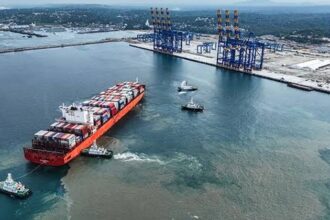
[[23, 81, 145, 166], [130, 7, 330, 94]]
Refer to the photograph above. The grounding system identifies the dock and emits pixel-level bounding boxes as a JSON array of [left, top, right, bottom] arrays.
[[130, 7, 330, 95], [130, 42, 330, 94]]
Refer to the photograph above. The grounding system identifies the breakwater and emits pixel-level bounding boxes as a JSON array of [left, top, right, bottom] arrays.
[[1, 29, 48, 38], [0, 38, 130, 54]]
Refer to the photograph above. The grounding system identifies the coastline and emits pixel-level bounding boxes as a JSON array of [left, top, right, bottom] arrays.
[[129, 42, 330, 94], [0, 32, 328, 94], [0, 38, 130, 54]]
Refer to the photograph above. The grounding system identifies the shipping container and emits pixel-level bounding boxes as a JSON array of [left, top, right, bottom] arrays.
[[33, 130, 76, 149], [110, 107, 117, 116], [93, 115, 102, 128], [50, 122, 90, 139], [132, 89, 139, 97]]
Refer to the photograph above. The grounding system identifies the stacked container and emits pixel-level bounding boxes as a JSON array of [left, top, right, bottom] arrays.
[[29, 82, 144, 155], [33, 130, 77, 150], [81, 82, 144, 127], [49, 122, 90, 139], [93, 115, 102, 128], [84, 106, 111, 124]]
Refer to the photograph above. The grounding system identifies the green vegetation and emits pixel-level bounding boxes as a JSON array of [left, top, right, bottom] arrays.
[[0, 6, 329, 44]]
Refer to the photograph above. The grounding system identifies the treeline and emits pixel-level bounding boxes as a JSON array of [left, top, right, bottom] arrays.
[[0, 7, 329, 43], [0, 8, 126, 26], [170, 10, 330, 39]]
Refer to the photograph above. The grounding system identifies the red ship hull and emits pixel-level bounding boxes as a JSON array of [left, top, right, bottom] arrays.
[[24, 92, 144, 166]]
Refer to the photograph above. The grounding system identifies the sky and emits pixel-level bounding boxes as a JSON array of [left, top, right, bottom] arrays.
[[1, 0, 330, 6]]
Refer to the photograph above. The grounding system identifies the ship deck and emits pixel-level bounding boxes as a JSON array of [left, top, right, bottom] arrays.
[[24, 90, 145, 166]]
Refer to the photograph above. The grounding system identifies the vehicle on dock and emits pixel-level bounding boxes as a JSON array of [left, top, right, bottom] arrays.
[[0, 173, 31, 199], [181, 98, 204, 112], [178, 81, 198, 92], [81, 142, 113, 159]]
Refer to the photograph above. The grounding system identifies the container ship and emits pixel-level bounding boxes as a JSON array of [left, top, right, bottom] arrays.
[[24, 81, 145, 166]]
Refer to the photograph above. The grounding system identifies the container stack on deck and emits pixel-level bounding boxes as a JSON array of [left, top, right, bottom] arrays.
[[32, 130, 77, 153], [30, 82, 145, 154]]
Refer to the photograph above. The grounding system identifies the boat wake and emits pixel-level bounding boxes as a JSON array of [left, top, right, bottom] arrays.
[[114, 152, 165, 164], [114, 152, 202, 171]]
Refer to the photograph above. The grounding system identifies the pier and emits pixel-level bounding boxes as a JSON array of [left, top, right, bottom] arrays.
[[2, 29, 48, 38], [130, 42, 330, 94]]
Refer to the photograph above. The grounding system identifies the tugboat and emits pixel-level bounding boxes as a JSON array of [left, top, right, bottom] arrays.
[[81, 142, 113, 159], [181, 98, 204, 112], [0, 173, 31, 199], [178, 81, 198, 92]]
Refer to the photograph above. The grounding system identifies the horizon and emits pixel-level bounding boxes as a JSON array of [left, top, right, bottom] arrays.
[[2, 0, 330, 8], [1, 4, 330, 12]]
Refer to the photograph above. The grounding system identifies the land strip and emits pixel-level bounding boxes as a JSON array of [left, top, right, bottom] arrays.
[[0, 38, 131, 54], [129, 42, 330, 94]]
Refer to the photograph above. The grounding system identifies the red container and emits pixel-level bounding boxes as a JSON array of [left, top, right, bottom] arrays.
[[111, 107, 117, 116]]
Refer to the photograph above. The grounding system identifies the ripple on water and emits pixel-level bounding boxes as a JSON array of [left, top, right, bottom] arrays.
[[112, 151, 224, 191]]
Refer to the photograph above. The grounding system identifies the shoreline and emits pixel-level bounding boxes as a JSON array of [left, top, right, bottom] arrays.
[[1, 36, 328, 95], [0, 38, 130, 54], [129, 42, 330, 95]]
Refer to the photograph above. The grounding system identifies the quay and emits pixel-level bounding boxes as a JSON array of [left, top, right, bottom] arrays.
[[129, 42, 330, 95], [129, 7, 330, 95]]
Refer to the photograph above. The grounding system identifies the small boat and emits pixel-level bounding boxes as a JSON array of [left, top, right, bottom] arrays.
[[0, 173, 31, 199], [178, 81, 198, 92], [181, 98, 204, 112], [81, 142, 113, 159]]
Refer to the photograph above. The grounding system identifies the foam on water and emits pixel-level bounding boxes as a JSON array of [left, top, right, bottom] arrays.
[[168, 152, 203, 169], [114, 152, 165, 164], [114, 151, 202, 172]]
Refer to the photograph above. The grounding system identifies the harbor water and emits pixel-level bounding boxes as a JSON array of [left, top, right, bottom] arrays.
[[0, 42, 330, 220]]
